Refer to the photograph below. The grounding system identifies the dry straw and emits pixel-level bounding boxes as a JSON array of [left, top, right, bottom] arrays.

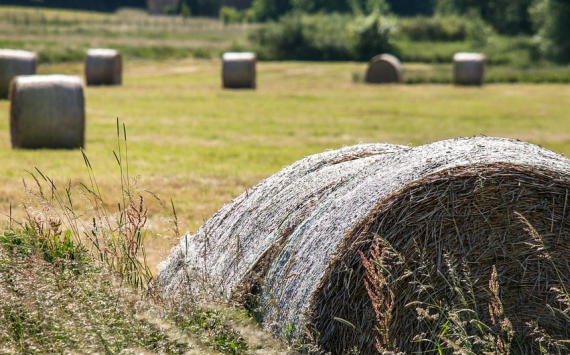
[[10, 75, 85, 149], [160, 137, 570, 354], [365, 54, 403, 84], [0, 49, 36, 99], [85, 49, 122, 86], [222, 52, 257, 89], [453, 52, 485, 86]]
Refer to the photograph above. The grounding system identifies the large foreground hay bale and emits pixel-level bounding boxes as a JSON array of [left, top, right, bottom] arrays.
[[10, 75, 85, 149], [159, 138, 570, 354], [0, 49, 36, 99], [222, 52, 256, 89], [85, 49, 122, 86], [453, 52, 485, 86], [365, 54, 403, 84]]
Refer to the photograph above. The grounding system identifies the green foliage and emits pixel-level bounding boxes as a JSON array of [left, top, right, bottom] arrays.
[[181, 0, 192, 19], [530, 0, 570, 63], [250, 12, 396, 61], [349, 13, 397, 61], [398, 15, 468, 41], [173, 306, 249, 354], [435, 0, 534, 35], [220, 6, 256, 25], [250, 0, 293, 21]]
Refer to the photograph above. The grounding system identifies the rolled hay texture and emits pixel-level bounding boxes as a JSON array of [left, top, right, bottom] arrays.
[[0, 49, 36, 99], [159, 137, 570, 354], [222, 52, 256, 89], [10, 75, 85, 149], [365, 54, 403, 84], [453, 52, 485, 86], [85, 49, 122, 86]]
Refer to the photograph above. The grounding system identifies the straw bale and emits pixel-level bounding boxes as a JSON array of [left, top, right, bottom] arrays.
[[453, 52, 485, 86], [85, 49, 122, 86], [10, 75, 85, 149], [222, 52, 256, 89], [159, 137, 570, 354], [0, 49, 36, 99], [365, 54, 403, 84]]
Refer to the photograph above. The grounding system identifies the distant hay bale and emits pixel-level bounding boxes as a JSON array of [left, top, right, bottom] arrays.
[[222, 52, 256, 89], [453, 52, 485, 86], [365, 54, 403, 84], [0, 49, 36, 99], [85, 49, 122, 86], [159, 137, 570, 354], [10, 75, 85, 149]]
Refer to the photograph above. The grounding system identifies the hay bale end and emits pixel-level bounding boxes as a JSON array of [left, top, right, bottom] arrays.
[[222, 52, 256, 89], [10, 75, 85, 149], [159, 138, 570, 354], [365, 54, 403, 84], [453, 52, 485, 86], [85, 49, 122, 86], [0, 49, 36, 99]]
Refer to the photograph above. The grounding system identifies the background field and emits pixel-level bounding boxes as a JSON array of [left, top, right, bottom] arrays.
[[1, 59, 570, 270], [1, 6, 570, 271]]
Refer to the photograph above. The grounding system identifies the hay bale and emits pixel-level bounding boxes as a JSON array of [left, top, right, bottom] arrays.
[[222, 52, 256, 89], [453, 52, 485, 86], [365, 54, 403, 84], [159, 137, 570, 354], [10, 75, 85, 149], [0, 49, 36, 99], [85, 49, 122, 86]]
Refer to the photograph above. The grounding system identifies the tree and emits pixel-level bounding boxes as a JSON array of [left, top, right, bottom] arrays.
[[436, 0, 534, 35], [531, 0, 570, 63]]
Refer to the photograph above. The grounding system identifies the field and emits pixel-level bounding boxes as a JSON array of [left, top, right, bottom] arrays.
[[1, 5, 570, 354], [1, 58, 570, 269]]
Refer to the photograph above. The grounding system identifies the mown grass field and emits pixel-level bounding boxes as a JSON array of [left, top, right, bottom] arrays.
[[1, 59, 570, 270], [1, 6, 570, 271]]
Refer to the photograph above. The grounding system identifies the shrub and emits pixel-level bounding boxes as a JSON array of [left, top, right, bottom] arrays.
[[349, 13, 398, 61], [398, 14, 494, 45], [399, 15, 467, 41], [249, 12, 397, 61], [530, 0, 570, 63]]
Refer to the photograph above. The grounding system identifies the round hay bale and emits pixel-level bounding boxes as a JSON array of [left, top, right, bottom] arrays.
[[365, 54, 403, 84], [10, 75, 85, 149], [85, 49, 122, 86], [159, 138, 570, 354], [222, 52, 256, 89], [453, 52, 485, 86], [0, 49, 36, 99]]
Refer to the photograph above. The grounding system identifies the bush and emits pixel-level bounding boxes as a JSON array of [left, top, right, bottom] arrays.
[[349, 13, 398, 61], [249, 12, 397, 61], [530, 0, 570, 63], [399, 15, 467, 41], [398, 14, 494, 45]]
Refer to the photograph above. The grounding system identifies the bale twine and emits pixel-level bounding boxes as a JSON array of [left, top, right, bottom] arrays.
[[453, 52, 485, 86], [85, 49, 122, 86], [0, 49, 36, 99], [159, 138, 570, 354], [365, 54, 403, 84], [10, 75, 85, 149], [222, 52, 256, 89]]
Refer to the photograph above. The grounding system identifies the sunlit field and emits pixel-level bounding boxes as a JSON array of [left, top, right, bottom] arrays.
[[0, 59, 569, 269], [1, 6, 570, 271]]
